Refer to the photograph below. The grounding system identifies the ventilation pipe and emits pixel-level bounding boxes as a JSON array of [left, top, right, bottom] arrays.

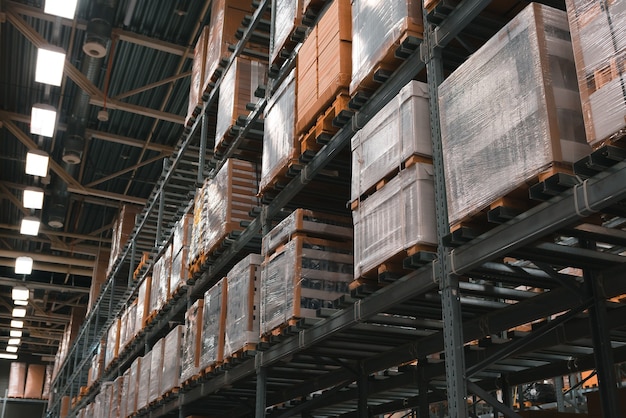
[[83, 0, 116, 58]]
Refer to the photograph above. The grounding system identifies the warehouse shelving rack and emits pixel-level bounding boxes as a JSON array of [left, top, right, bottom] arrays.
[[48, 1, 626, 417]]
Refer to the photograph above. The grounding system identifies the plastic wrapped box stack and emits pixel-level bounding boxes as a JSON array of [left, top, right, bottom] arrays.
[[24, 364, 45, 398], [260, 69, 296, 194], [118, 300, 137, 353], [170, 214, 193, 298], [136, 351, 152, 411], [87, 341, 104, 387], [188, 158, 259, 269], [42, 364, 53, 399], [351, 80, 431, 203], [148, 338, 165, 405], [350, 0, 423, 94], [110, 375, 124, 418], [224, 254, 263, 359], [120, 369, 130, 418], [104, 318, 121, 370], [149, 245, 172, 319], [296, 0, 351, 136], [88, 249, 109, 313], [200, 278, 227, 371], [161, 325, 184, 395], [107, 204, 141, 276], [270, 0, 303, 66], [135, 275, 151, 330], [260, 209, 354, 337], [566, 0, 626, 147], [127, 357, 141, 416], [187, 26, 209, 124], [8, 362, 26, 397], [181, 299, 204, 384], [438, 3, 591, 227], [215, 57, 267, 152]]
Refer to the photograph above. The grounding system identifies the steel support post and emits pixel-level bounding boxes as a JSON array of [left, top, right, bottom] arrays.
[[424, 10, 468, 416], [501, 376, 512, 413], [198, 112, 208, 185], [467, 382, 522, 418], [554, 376, 565, 412], [582, 239, 621, 417], [417, 363, 429, 418], [255, 366, 267, 418], [128, 239, 136, 287], [357, 365, 368, 418], [156, 186, 165, 246]]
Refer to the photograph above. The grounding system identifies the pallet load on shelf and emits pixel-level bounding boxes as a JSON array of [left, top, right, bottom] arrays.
[[118, 299, 137, 353], [119, 369, 130, 418], [224, 254, 263, 361], [126, 356, 141, 416], [270, 0, 305, 68], [260, 69, 296, 194], [135, 275, 152, 330], [8, 362, 26, 397], [42, 364, 53, 399], [438, 3, 591, 228], [200, 278, 227, 373], [24, 364, 45, 399], [161, 325, 184, 397], [53, 306, 86, 380], [181, 299, 204, 384], [170, 214, 192, 299], [88, 249, 110, 313], [188, 158, 259, 273], [136, 350, 152, 411], [87, 341, 104, 388], [148, 337, 165, 405], [351, 80, 431, 202], [60, 395, 70, 417], [188, 26, 210, 125], [149, 244, 172, 320], [107, 204, 142, 277], [260, 209, 354, 337], [104, 317, 120, 370], [566, 0, 626, 148], [93, 382, 112, 418], [296, 0, 351, 143], [215, 57, 267, 153], [110, 374, 124, 418], [350, 0, 423, 95]]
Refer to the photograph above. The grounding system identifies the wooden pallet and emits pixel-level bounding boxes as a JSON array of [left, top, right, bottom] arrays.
[[258, 157, 301, 197], [223, 343, 257, 364], [350, 154, 433, 210], [299, 91, 351, 158], [188, 251, 208, 278], [260, 318, 300, 342], [200, 362, 222, 377]]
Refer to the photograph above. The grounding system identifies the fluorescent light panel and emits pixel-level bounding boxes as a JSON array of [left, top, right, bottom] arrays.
[[12, 287, 29, 301], [23, 187, 44, 210], [30, 104, 57, 137], [14, 257, 33, 275], [44, 0, 78, 19], [25, 151, 49, 177], [14, 300, 28, 306], [2, 350, 18, 356], [12, 308, 26, 318], [10, 320, 23, 329], [35, 47, 66, 87], [7, 339, 20, 346], [20, 217, 40, 236], [9, 330, 22, 338]]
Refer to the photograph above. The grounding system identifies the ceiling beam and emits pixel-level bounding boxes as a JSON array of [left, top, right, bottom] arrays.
[[0, 250, 95, 268], [88, 97, 185, 125], [114, 71, 192, 100], [0, 232, 102, 257], [6, 1, 193, 58], [0, 276, 90, 294], [85, 153, 166, 188], [0, 313, 69, 326], [0, 111, 174, 153], [0, 258, 92, 277], [0, 223, 110, 244]]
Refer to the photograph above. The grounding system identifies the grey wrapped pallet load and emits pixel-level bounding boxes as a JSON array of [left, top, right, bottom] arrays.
[[438, 3, 591, 227], [351, 80, 431, 202], [161, 325, 184, 395], [148, 337, 164, 405], [200, 278, 227, 370], [181, 299, 203, 383], [566, 0, 626, 147], [353, 162, 437, 278], [136, 351, 151, 410]]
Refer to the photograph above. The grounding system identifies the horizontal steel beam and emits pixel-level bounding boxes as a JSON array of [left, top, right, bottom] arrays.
[[0, 250, 95, 268], [0, 258, 92, 277], [0, 276, 90, 294], [0, 223, 110, 244]]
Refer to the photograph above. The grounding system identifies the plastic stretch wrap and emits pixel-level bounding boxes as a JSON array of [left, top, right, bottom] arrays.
[[200, 278, 227, 369], [170, 248, 188, 298], [181, 299, 203, 383], [135, 276, 151, 331], [119, 301, 136, 352], [225, 254, 263, 358], [107, 205, 141, 276], [127, 356, 141, 415], [188, 26, 209, 124], [111, 375, 124, 418], [350, 0, 422, 94], [161, 325, 183, 394], [566, 0, 626, 146], [8, 362, 26, 397], [42, 364, 53, 399], [104, 318, 120, 369], [93, 392, 103, 418], [260, 236, 353, 335], [216, 57, 266, 150], [136, 351, 151, 410], [88, 342, 104, 387], [148, 338, 164, 403], [261, 70, 296, 193], [351, 80, 431, 201], [172, 214, 193, 260], [24, 364, 45, 398], [120, 369, 130, 418], [149, 247, 171, 316], [439, 3, 591, 226], [188, 159, 259, 264], [270, 0, 301, 64], [262, 209, 353, 256], [85, 403, 93, 418]]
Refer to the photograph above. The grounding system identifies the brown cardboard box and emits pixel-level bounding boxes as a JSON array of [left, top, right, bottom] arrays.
[[187, 26, 210, 125], [24, 364, 45, 398], [8, 362, 26, 398], [88, 249, 110, 313], [60, 395, 70, 418]]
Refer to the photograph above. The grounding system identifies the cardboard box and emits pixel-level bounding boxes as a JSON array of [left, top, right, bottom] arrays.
[[160, 325, 184, 395], [88, 249, 110, 313], [200, 279, 227, 370], [187, 26, 210, 125], [270, 0, 304, 65], [24, 364, 45, 398], [181, 299, 204, 383], [104, 318, 121, 369], [8, 362, 26, 398], [148, 338, 165, 404]]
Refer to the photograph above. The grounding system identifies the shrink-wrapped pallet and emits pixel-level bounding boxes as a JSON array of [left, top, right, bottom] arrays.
[[107, 205, 141, 276], [439, 3, 591, 227], [119, 301, 137, 352], [200, 279, 227, 370], [261, 70, 296, 193], [224, 254, 263, 358], [350, 0, 423, 94], [353, 162, 437, 278], [270, 0, 303, 65], [119, 369, 130, 418], [136, 351, 152, 410], [296, 0, 352, 134], [566, 0, 626, 147], [261, 235, 353, 335], [135, 275, 151, 330], [88, 249, 110, 313], [42, 364, 53, 399], [127, 356, 141, 415], [181, 299, 204, 383], [216, 57, 266, 151], [161, 325, 184, 395], [262, 209, 353, 256], [104, 318, 120, 369], [148, 338, 165, 404], [60, 395, 70, 418], [172, 214, 193, 259], [24, 364, 45, 398], [351, 80, 431, 201], [149, 246, 171, 317], [110, 375, 124, 418], [170, 249, 188, 298], [188, 26, 209, 124], [8, 362, 26, 397], [188, 159, 259, 265], [88, 342, 104, 387]]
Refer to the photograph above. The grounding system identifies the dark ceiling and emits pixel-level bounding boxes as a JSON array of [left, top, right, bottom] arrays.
[[0, 0, 212, 360]]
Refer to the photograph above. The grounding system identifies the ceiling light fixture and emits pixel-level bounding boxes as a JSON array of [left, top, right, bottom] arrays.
[[10, 320, 23, 329], [35, 47, 66, 87], [14, 300, 28, 307], [44, 0, 78, 19], [14, 257, 33, 275], [7, 338, 20, 346], [12, 286, 29, 301], [20, 217, 40, 236], [23, 187, 45, 210], [25, 150, 49, 177], [9, 330, 22, 338], [12, 308, 26, 318], [30, 104, 57, 137], [3, 349, 18, 356]]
